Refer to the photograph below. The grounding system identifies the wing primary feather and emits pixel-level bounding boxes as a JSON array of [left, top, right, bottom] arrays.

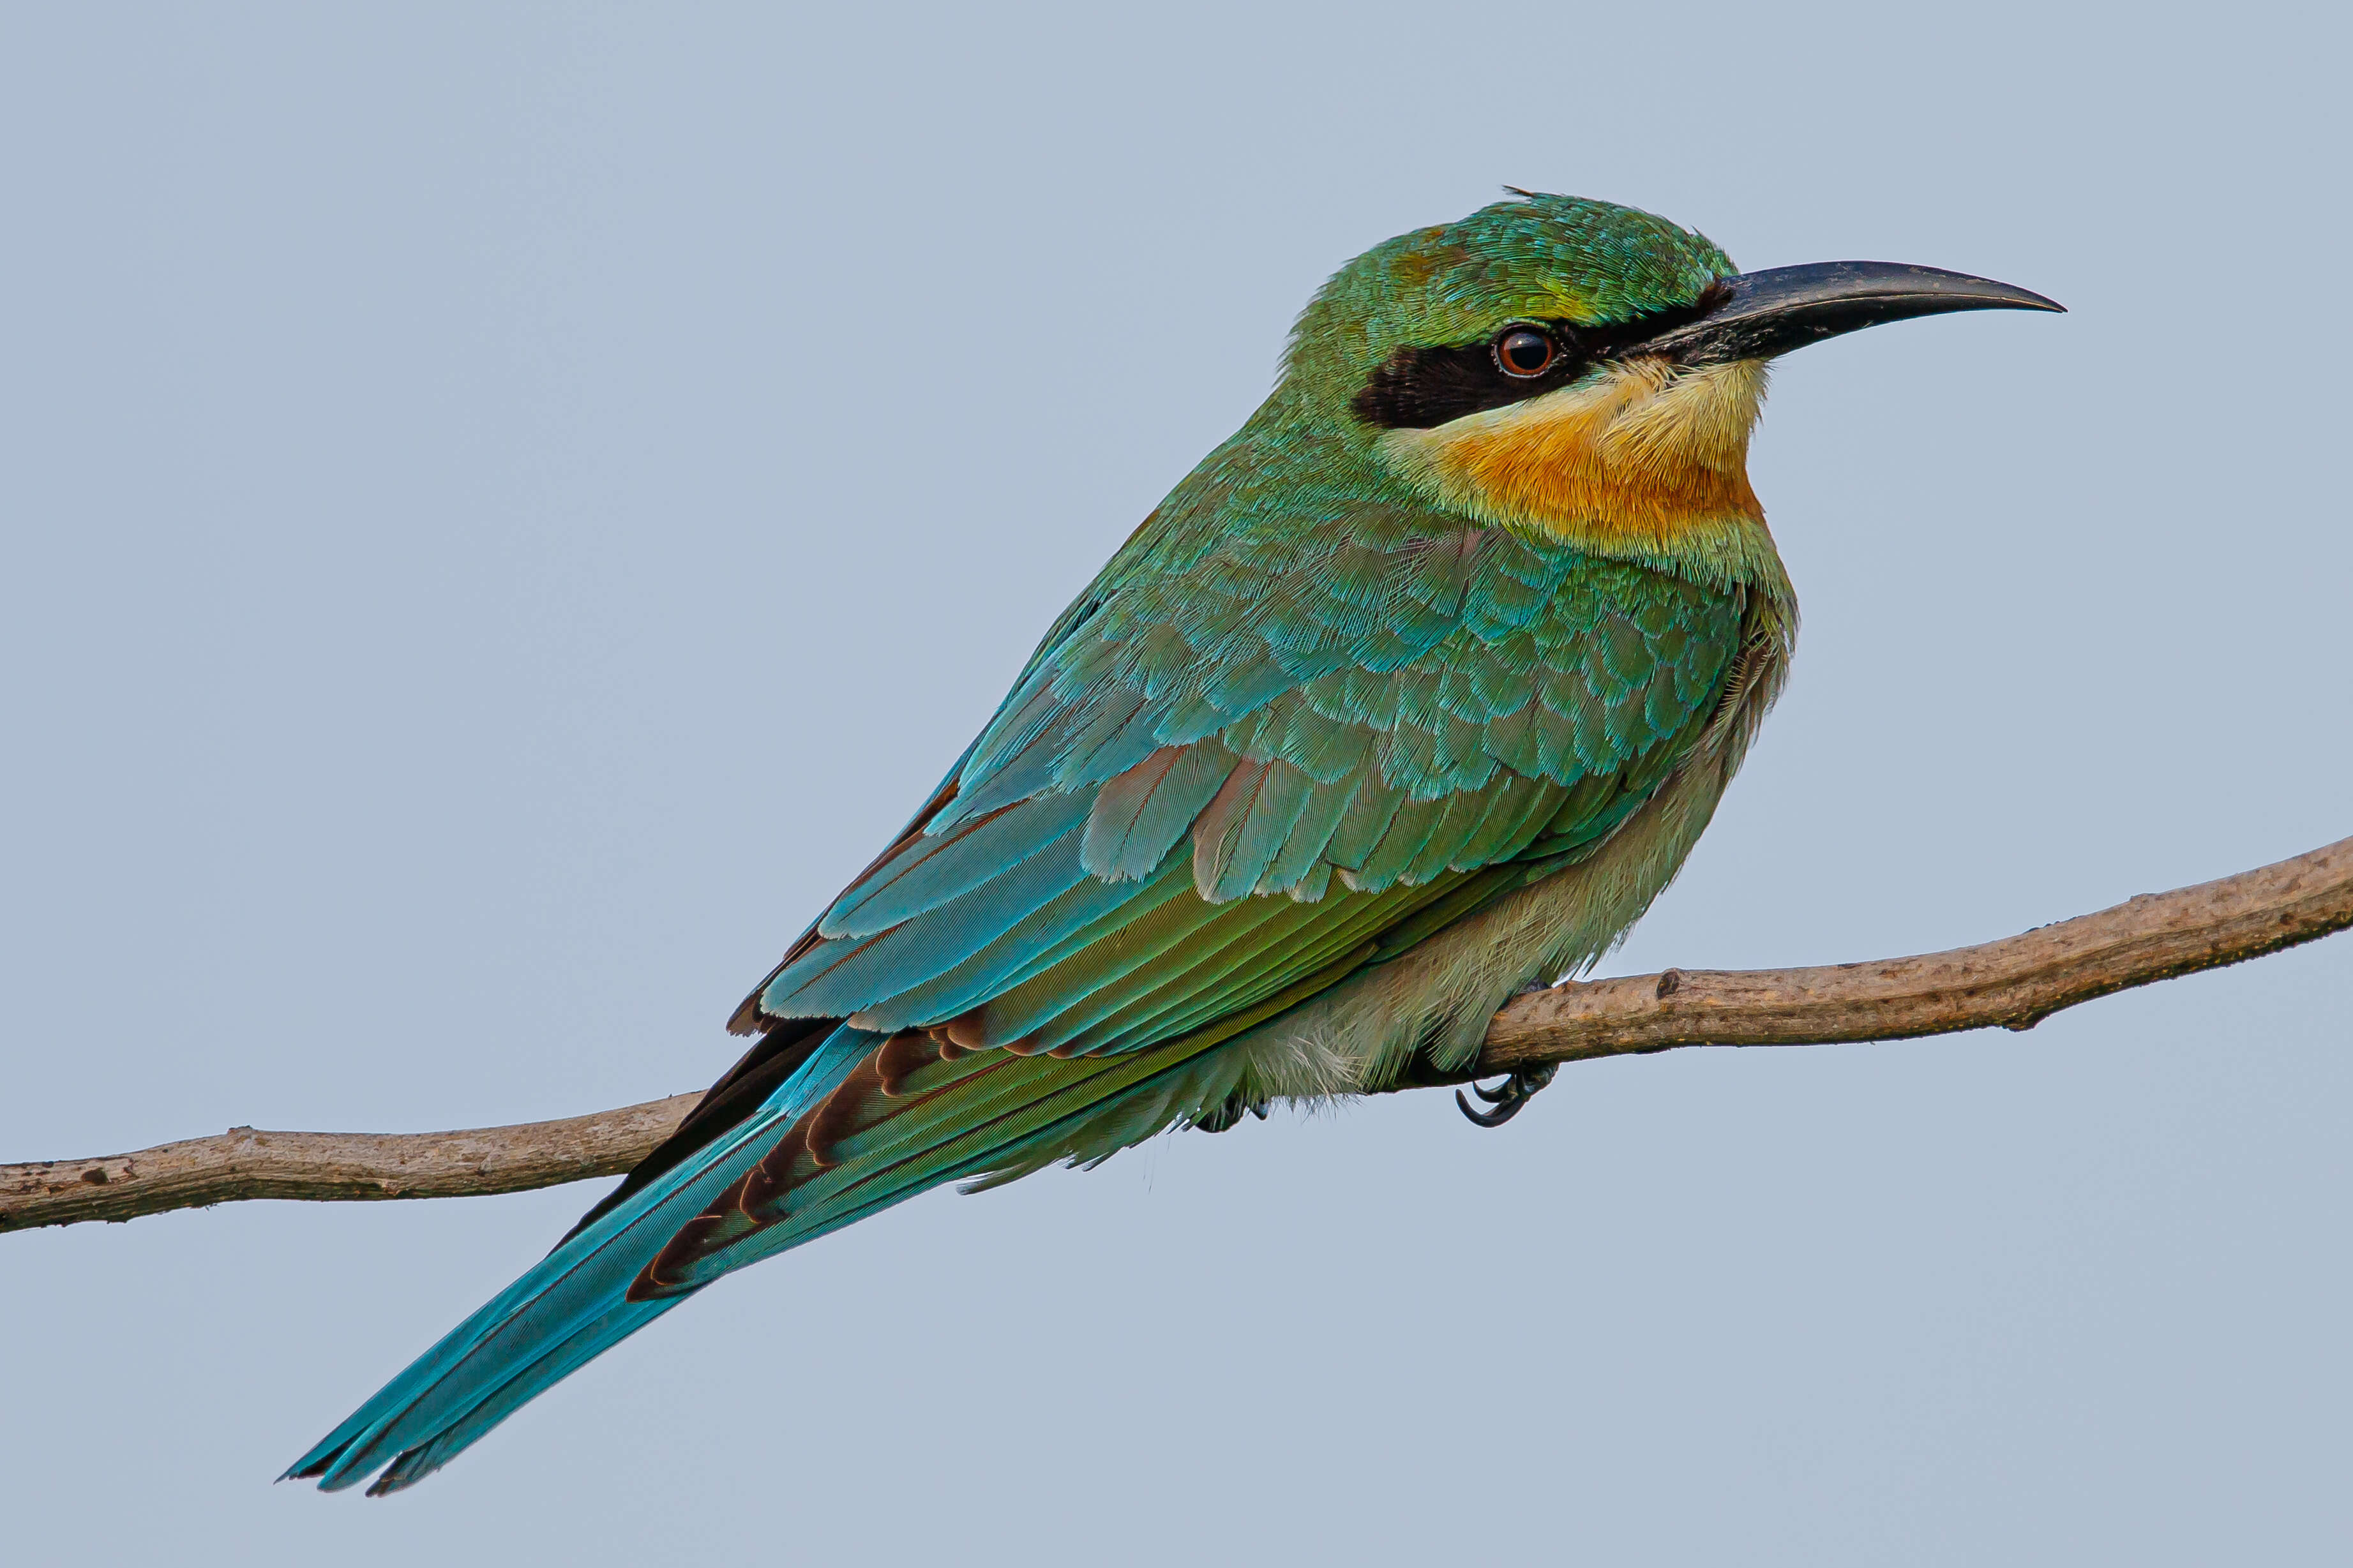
[[836, 860, 1167, 1032], [972, 883, 1240, 1047], [820, 790, 1092, 938], [765, 825, 1095, 1019], [1026, 887, 1309, 1053]]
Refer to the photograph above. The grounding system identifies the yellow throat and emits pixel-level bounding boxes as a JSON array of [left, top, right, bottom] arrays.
[[1378, 357, 1773, 561]]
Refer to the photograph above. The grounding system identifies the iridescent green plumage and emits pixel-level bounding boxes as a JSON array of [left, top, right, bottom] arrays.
[[292, 192, 2058, 1494]]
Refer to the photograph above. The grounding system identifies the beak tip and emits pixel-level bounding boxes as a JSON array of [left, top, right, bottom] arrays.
[[1969, 278, 2064, 315], [1930, 274, 2067, 317]]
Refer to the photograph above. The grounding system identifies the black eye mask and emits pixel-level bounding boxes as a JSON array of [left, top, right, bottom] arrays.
[[1349, 284, 1733, 431]]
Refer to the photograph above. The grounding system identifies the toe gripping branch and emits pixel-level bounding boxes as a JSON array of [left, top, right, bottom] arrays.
[[1454, 1063, 1558, 1128]]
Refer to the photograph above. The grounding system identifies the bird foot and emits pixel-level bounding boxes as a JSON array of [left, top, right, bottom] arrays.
[[1454, 1062, 1558, 1128]]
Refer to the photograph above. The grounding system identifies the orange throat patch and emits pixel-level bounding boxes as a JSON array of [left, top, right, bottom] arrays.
[[1379, 357, 1771, 558]]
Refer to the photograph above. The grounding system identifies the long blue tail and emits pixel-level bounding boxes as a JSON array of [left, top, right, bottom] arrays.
[[283, 1026, 876, 1495]]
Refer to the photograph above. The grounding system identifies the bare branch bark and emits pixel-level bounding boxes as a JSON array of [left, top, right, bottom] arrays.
[[7, 836, 2347, 1234], [1, 1094, 705, 1232], [1477, 834, 2353, 1072]]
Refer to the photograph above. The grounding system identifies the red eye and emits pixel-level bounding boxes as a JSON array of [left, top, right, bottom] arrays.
[[1494, 327, 1556, 378]]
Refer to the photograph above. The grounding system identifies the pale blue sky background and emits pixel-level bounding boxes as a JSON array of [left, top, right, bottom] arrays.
[[3, 4, 2347, 1563]]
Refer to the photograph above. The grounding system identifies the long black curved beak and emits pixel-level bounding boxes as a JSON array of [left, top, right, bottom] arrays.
[[1639, 261, 2064, 365]]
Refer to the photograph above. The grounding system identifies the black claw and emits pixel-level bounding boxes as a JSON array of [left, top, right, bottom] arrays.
[[1454, 1086, 1526, 1126], [1454, 1063, 1557, 1128]]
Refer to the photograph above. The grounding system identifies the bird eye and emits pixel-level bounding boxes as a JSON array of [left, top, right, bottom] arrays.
[[1494, 327, 1556, 378]]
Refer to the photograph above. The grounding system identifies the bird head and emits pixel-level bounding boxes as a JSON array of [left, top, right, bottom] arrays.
[[1282, 191, 2060, 564]]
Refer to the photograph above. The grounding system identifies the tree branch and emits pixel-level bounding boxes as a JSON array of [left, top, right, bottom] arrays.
[[0, 1094, 705, 1233], [7, 837, 2347, 1233]]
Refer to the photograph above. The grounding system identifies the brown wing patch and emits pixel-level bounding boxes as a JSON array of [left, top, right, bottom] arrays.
[[628, 1033, 1021, 1300]]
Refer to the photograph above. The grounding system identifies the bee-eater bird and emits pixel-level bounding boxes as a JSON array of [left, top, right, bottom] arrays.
[[289, 191, 2059, 1493]]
